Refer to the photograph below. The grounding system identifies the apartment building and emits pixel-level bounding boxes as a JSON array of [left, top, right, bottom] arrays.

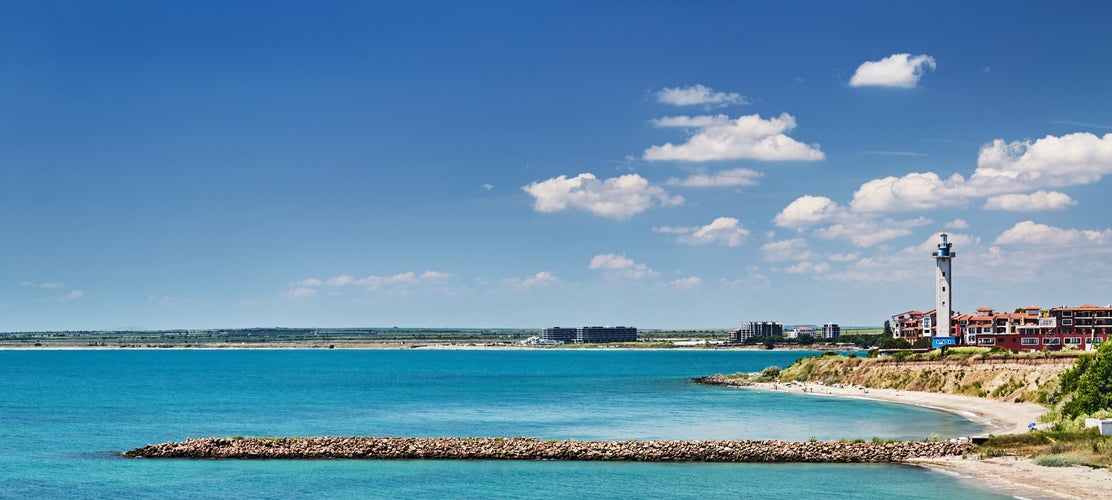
[[891, 304, 1111, 352]]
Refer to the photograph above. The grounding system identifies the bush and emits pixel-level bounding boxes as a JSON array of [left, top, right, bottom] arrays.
[[1033, 453, 1088, 467], [1059, 342, 1112, 419], [755, 365, 782, 382]]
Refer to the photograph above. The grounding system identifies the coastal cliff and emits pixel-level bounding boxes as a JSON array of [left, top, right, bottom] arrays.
[[768, 353, 1071, 404], [124, 436, 970, 462]]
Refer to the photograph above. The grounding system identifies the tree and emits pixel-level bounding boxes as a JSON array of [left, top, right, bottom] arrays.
[[882, 320, 894, 337], [912, 337, 932, 349], [878, 337, 912, 350], [1060, 341, 1112, 419], [797, 334, 815, 346]]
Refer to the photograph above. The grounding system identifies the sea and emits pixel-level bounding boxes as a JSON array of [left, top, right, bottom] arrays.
[[0, 349, 1016, 499]]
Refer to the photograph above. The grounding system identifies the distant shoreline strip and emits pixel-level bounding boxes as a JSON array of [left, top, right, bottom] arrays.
[[124, 437, 970, 462]]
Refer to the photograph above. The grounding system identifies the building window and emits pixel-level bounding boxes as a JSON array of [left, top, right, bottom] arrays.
[[1063, 311, 1073, 317], [1021, 338, 1039, 345], [1064, 337, 1082, 345], [1063, 319, 1073, 326], [1044, 338, 1061, 345], [977, 338, 995, 345]]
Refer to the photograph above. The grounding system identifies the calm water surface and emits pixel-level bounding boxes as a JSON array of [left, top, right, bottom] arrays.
[[0, 349, 1011, 498]]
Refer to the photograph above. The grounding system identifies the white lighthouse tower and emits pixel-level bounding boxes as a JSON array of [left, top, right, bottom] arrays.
[[931, 233, 956, 347]]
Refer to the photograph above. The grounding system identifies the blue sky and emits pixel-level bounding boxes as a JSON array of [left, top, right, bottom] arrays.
[[4, 1, 1112, 331]]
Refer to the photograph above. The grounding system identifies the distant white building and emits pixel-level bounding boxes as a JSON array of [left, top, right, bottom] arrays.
[[788, 326, 815, 339], [730, 321, 783, 343]]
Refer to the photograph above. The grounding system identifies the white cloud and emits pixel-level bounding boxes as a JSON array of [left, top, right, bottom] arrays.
[[589, 253, 657, 279], [651, 115, 731, 128], [421, 271, 450, 280], [970, 133, 1112, 194], [281, 287, 316, 299], [761, 238, 813, 262], [849, 53, 937, 88], [983, 190, 1076, 211], [826, 252, 859, 263], [643, 113, 825, 162], [289, 270, 456, 297], [482, 183, 494, 190], [786, 261, 830, 274], [325, 275, 353, 286], [774, 195, 841, 230], [670, 276, 704, 289], [65, 290, 84, 300], [846, 133, 1112, 214], [824, 232, 982, 284], [812, 217, 931, 247], [655, 217, 749, 246], [994, 221, 1112, 246], [521, 271, 558, 287], [21, 281, 66, 289], [665, 168, 763, 187], [945, 219, 970, 230], [522, 173, 683, 220], [850, 172, 968, 213], [356, 272, 419, 288], [655, 84, 749, 107]]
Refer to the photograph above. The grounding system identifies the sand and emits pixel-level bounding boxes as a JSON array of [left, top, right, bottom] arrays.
[[746, 381, 1112, 499], [750, 381, 1046, 435]]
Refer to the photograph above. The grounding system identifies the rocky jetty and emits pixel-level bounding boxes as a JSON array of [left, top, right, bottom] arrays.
[[691, 374, 752, 387], [124, 437, 970, 462]]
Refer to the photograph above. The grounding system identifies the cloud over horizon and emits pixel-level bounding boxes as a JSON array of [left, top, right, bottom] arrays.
[[588, 253, 658, 279]]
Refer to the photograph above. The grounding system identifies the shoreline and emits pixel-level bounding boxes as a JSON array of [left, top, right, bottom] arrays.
[[0, 343, 858, 352], [718, 380, 1112, 499], [741, 381, 1046, 436]]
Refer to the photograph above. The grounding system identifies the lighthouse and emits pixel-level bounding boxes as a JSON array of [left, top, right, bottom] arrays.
[[931, 233, 956, 348]]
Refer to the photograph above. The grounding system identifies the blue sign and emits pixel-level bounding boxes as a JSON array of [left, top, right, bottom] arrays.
[[932, 337, 957, 349]]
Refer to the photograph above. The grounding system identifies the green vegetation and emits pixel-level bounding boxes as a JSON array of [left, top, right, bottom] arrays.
[[1057, 341, 1112, 419], [979, 428, 1112, 469], [753, 366, 781, 383]]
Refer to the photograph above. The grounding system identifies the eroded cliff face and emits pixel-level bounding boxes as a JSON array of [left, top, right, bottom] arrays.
[[779, 355, 1072, 404]]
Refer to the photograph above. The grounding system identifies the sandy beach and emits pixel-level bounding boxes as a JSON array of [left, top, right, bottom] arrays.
[[746, 381, 1112, 499], [750, 381, 1046, 436]]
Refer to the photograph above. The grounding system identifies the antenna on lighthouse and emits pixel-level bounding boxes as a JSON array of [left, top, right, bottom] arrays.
[[931, 233, 956, 348]]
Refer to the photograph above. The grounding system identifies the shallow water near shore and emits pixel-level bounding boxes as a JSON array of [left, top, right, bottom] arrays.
[[0, 349, 1010, 498]]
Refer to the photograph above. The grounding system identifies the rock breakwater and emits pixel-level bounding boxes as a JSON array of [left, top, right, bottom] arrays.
[[124, 437, 969, 462], [691, 374, 752, 387]]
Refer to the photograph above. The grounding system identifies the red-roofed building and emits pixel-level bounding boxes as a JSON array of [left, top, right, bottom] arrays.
[[892, 304, 1111, 352]]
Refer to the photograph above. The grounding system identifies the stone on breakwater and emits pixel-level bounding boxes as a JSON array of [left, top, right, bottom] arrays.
[[124, 437, 971, 462], [691, 374, 752, 387]]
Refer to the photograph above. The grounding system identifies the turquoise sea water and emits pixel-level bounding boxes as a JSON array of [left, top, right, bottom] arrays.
[[0, 349, 1011, 498]]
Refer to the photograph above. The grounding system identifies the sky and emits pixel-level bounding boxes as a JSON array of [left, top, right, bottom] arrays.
[[3, 1, 1112, 331]]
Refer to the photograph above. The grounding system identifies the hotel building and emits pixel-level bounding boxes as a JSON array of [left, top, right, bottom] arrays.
[[730, 321, 783, 343], [542, 326, 638, 343]]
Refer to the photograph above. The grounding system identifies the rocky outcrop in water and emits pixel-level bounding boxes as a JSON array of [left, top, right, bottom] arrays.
[[691, 374, 752, 387], [124, 437, 970, 462]]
